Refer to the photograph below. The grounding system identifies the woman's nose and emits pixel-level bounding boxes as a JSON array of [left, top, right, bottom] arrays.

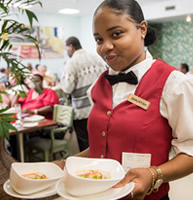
[[101, 41, 114, 53]]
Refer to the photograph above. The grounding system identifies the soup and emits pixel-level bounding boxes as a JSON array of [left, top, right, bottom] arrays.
[[75, 169, 111, 179], [22, 172, 48, 179]]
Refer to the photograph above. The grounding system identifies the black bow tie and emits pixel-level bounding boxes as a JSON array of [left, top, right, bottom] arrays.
[[104, 71, 138, 85]]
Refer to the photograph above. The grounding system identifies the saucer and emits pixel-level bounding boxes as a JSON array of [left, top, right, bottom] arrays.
[[24, 115, 45, 122], [3, 179, 57, 199], [23, 122, 39, 127], [56, 177, 135, 200]]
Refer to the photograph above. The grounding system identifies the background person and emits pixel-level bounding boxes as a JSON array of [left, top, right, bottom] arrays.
[[40, 65, 56, 88], [55, 1, 193, 200], [61, 36, 106, 152], [12, 73, 59, 119], [177, 63, 193, 78]]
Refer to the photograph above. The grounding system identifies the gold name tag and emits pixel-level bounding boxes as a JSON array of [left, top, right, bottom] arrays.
[[127, 94, 150, 110]]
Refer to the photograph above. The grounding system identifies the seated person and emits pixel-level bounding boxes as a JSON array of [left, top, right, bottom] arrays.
[[7, 74, 29, 99], [12, 73, 59, 120], [9, 73, 59, 160], [40, 65, 56, 88]]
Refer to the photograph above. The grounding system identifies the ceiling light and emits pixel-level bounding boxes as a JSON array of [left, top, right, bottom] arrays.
[[58, 8, 80, 15], [186, 14, 192, 22]]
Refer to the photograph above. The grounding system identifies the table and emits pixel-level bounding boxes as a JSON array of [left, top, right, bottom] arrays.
[[10, 119, 57, 162]]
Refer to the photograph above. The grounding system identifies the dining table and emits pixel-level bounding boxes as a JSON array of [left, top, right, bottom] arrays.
[[10, 117, 58, 162]]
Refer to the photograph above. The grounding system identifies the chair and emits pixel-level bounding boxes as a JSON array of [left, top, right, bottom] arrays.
[[25, 104, 74, 162], [55, 89, 71, 105]]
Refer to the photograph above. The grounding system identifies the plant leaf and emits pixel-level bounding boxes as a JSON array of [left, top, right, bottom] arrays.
[[25, 9, 38, 28]]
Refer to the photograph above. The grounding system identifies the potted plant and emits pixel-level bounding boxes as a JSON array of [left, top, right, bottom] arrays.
[[0, 0, 42, 186]]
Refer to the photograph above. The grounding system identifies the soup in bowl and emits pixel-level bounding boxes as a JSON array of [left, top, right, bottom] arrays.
[[65, 157, 125, 196], [10, 162, 64, 195]]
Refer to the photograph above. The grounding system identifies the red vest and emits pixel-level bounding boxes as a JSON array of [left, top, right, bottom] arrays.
[[88, 59, 176, 200]]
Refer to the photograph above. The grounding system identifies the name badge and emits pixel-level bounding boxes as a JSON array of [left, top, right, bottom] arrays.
[[127, 94, 150, 110], [122, 152, 151, 172]]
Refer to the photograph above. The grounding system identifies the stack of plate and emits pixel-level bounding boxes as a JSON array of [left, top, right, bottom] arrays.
[[23, 115, 45, 128]]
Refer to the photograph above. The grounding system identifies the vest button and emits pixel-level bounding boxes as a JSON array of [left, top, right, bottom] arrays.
[[100, 154, 104, 158], [102, 131, 105, 136], [107, 110, 111, 116]]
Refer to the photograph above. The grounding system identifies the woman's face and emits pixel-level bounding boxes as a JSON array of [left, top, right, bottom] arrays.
[[32, 75, 43, 91], [93, 7, 147, 71], [66, 44, 74, 58], [9, 75, 17, 86]]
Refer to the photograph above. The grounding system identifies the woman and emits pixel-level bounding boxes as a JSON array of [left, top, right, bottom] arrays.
[[12, 73, 59, 119], [55, 0, 193, 199]]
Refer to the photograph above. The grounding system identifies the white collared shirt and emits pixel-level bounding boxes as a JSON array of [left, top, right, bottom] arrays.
[[88, 50, 193, 157]]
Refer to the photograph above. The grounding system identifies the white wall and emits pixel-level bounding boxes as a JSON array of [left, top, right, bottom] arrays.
[[79, 15, 97, 55], [1, 11, 98, 79], [18, 12, 82, 79]]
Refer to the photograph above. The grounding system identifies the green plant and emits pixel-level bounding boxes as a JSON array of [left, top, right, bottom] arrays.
[[0, 0, 42, 139]]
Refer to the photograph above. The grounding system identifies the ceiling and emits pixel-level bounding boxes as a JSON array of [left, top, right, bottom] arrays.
[[30, 0, 193, 23]]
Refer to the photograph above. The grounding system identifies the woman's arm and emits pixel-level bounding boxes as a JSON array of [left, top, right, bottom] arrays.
[[160, 153, 193, 182], [34, 105, 53, 115], [21, 105, 53, 115], [115, 153, 193, 200]]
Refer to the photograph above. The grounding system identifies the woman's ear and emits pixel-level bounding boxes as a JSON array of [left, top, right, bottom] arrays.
[[140, 20, 147, 39]]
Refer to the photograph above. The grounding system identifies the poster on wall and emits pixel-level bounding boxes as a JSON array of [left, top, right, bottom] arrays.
[[10, 26, 65, 59]]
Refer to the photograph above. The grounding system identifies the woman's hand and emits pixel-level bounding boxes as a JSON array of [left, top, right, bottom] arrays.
[[114, 168, 152, 200], [22, 108, 33, 114]]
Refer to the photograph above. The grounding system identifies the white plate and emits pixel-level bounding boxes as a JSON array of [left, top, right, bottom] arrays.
[[24, 115, 45, 122], [3, 179, 57, 199], [23, 122, 39, 127], [56, 176, 135, 200]]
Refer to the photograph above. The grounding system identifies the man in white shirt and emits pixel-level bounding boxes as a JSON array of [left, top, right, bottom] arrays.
[[61, 36, 106, 151]]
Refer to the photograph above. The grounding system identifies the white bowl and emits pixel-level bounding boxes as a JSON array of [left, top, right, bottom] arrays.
[[65, 157, 125, 196], [10, 162, 64, 195]]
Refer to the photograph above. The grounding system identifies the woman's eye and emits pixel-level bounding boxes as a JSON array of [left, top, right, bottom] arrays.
[[112, 31, 122, 38], [95, 38, 103, 44]]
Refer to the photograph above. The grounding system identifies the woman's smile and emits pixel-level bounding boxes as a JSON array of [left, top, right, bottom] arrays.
[[104, 54, 119, 65]]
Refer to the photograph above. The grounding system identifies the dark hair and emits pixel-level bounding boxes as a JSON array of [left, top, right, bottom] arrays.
[[33, 74, 43, 81], [94, 0, 156, 46], [65, 36, 82, 50], [0, 68, 6, 73], [180, 63, 189, 72], [35, 64, 40, 70]]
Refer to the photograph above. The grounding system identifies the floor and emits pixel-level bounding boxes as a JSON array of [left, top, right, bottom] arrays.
[[70, 130, 80, 155]]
